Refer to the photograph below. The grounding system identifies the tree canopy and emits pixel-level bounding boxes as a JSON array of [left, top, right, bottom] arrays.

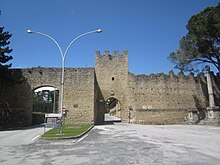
[[0, 27, 13, 69], [168, 3, 220, 72]]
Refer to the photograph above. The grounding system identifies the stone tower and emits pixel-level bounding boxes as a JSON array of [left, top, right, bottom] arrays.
[[95, 50, 131, 123]]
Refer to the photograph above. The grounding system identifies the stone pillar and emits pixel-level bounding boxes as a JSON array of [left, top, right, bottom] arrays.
[[205, 65, 220, 126], [206, 65, 215, 107], [187, 108, 199, 124]]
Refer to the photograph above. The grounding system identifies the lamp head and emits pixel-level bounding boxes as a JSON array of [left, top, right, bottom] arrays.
[[27, 29, 35, 34], [96, 29, 102, 33]]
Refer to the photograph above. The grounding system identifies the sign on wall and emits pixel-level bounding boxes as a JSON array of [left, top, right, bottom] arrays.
[[45, 113, 62, 128]]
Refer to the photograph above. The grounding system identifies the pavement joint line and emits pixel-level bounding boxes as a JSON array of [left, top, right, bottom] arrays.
[[75, 134, 88, 143], [31, 135, 41, 142]]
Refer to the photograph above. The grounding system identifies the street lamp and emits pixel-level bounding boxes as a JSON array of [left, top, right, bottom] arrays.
[[27, 28, 102, 133]]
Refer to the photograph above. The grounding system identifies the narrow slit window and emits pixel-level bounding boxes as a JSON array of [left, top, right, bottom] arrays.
[[112, 77, 115, 81]]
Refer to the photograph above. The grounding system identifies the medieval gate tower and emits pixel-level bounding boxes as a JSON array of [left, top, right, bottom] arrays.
[[95, 50, 131, 123]]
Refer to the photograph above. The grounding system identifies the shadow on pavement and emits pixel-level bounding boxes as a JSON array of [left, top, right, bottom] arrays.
[[0, 124, 45, 131]]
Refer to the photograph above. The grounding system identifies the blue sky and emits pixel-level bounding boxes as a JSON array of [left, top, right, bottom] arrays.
[[1, 0, 219, 75]]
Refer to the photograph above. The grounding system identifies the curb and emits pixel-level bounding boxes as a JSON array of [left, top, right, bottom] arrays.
[[41, 125, 94, 140]]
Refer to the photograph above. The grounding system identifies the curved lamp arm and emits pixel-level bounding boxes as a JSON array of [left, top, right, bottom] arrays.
[[27, 29, 64, 60], [63, 29, 102, 60], [27, 29, 102, 61]]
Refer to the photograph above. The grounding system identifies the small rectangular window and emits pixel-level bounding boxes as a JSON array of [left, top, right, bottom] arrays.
[[112, 77, 115, 81]]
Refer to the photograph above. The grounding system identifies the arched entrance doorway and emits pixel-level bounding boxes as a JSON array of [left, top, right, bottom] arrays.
[[104, 97, 121, 122], [33, 86, 59, 113]]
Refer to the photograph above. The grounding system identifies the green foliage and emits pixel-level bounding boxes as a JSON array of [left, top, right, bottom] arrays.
[[0, 27, 13, 69], [168, 3, 220, 72], [33, 90, 58, 113]]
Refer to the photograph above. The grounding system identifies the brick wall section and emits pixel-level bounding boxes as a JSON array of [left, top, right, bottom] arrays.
[[128, 71, 210, 124], [21, 67, 95, 124], [0, 69, 32, 128], [64, 68, 95, 124], [133, 109, 188, 125]]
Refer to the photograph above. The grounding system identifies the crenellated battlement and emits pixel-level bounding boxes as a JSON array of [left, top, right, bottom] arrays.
[[129, 69, 210, 82], [95, 50, 128, 73], [96, 50, 128, 57]]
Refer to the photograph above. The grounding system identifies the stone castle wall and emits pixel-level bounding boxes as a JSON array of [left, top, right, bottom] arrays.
[[22, 67, 95, 124], [128, 71, 211, 124], [1, 50, 220, 127], [64, 68, 95, 124], [0, 69, 32, 128], [0, 67, 96, 128], [95, 50, 220, 124]]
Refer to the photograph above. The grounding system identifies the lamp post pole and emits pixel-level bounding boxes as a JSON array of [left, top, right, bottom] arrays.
[[27, 29, 102, 133]]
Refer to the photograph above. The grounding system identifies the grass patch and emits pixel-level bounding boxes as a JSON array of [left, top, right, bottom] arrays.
[[42, 123, 93, 138]]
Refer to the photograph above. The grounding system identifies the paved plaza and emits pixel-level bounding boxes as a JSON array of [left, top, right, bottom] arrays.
[[0, 123, 220, 165]]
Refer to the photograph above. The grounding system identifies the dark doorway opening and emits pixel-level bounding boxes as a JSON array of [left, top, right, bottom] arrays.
[[104, 97, 121, 123]]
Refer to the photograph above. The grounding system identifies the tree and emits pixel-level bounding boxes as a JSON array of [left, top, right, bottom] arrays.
[[168, 3, 220, 72], [0, 27, 13, 69]]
